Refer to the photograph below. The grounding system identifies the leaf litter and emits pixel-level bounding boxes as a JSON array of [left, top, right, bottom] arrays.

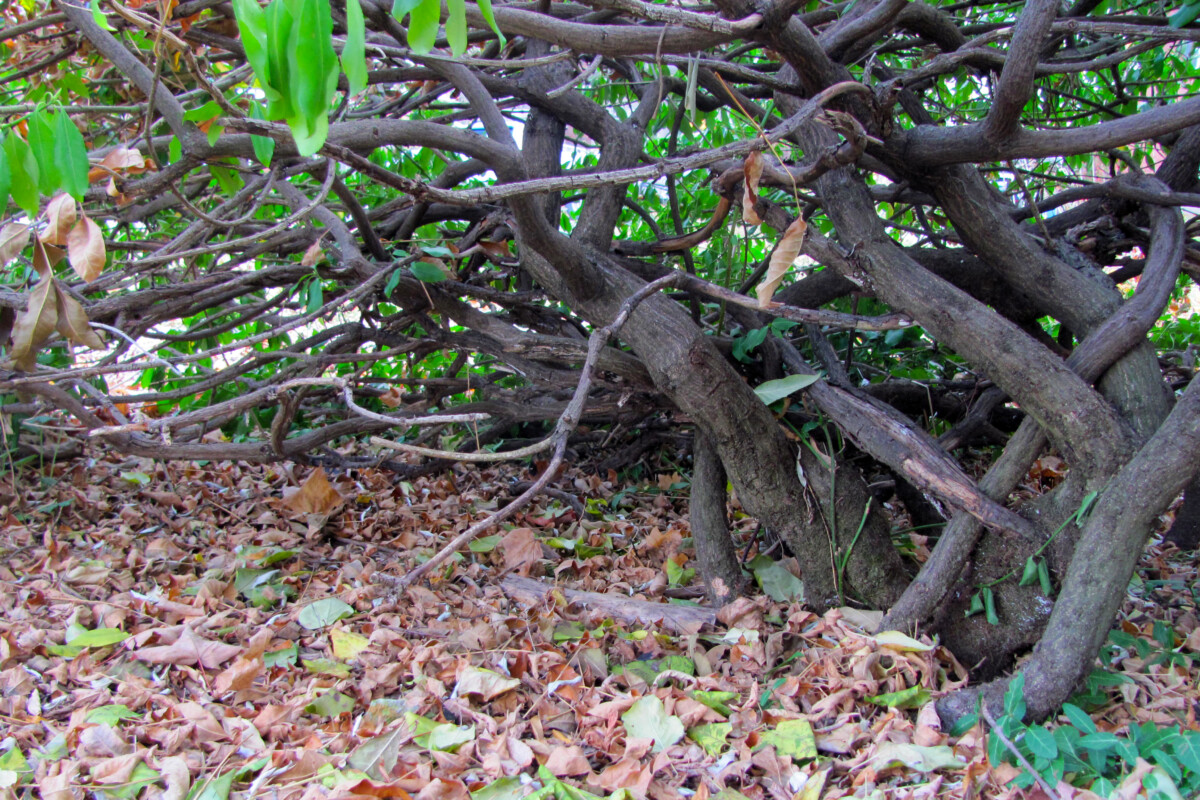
[[0, 454, 1195, 800]]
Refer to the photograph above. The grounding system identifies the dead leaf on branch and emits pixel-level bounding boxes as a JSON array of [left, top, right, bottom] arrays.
[[41, 194, 76, 246], [32, 238, 65, 277], [742, 150, 764, 226], [54, 283, 105, 351], [9, 270, 58, 371], [67, 214, 107, 282], [301, 235, 326, 267], [0, 222, 30, 264], [755, 214, 808, 309]]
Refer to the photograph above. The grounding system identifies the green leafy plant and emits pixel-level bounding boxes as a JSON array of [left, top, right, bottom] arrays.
[[965, 674, 1200, 796]]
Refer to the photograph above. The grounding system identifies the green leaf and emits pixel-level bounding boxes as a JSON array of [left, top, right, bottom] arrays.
[[297, 597, 355, 629], [688, 722, 732, 756], [1169, 1, 1200, 28], [52, 112, 88, 201], [1024, 725, 1058, 760], [231, 0, 272, 90], [183, 100, 225, 123], [105, 762, 160, 800], [411, 261, 449, 282], [169, 136, 183, 163], [90, 0, 116, 31], [342, 0, 368, 94], [753, 373, 820, 405], [983, 586, 999, 626], [26, 111, 61, 195], [265, 642, 298, 667], [469, 534, 501, 552], [0, 134, 10, 212], [426, 722, 476, 752], [69, 627, 130, 648], [691, 690, 738, 717], [1037, 559, 1052, 597], [383, 267, 404, 297], [190, 768, 235, 800], [475, 0, 505, 48], [965, 591, 984, 617], [748, 555, 804, 602], [621, 695, 685, 753], [445, 0, 467, 53], [0, 746, 30, 775], [1078, 731, 1120, 751], [1018, 556, 1039, 587], [756, 719, 816, 762], [1003, 673, 1026, 722], [305, 690, 355, 717], [658, 655, 695, 675], [285, 0, 338, 156], [210, 165, 243, 195], [264, 0, 296, 118], [870, 743, 965, 772], [302, 657, 352, 677], [306, 278, 324, 313], [406, 0, 441, 53], [1061, 702, 1096, 734], [85, 704, 142, 726], [471, 776, 526, 800], [4, 133, 40, 216], [866, 686, 932, 709]]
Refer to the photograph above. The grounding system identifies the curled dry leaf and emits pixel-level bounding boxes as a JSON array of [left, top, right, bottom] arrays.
[[134, 626, 242, 669], [54, 283, 105, 350], [742, 151, 764, 226], [282, 467, 344, 515], [41, 194, 77, 246], [32, 238, 66, 277], [9, 270, 58, 372], [97, 146, 150, 174], [0, 222, 30, 264], [301, 236, 326, 267], [67, 214, 107, 282], [755, 215, 808, 309]]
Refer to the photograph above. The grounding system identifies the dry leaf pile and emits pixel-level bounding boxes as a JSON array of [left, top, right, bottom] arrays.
[[0, 455, 1195, 800]]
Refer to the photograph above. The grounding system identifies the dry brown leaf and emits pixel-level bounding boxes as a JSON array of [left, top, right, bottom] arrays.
[[478, 240, 510, 260], [158, 755, 191, 800], [544, 745, 592, 776], [9, 270, 58, 372], [301, 236, 326, 267], [742, 150, 764, 225], [454, 665, 520, 701], [37, 760, 80, 800], [590, 758, 652, 795], [378, 387, 404, 408], [32, 238, 65, 277], [67, 214, 106, 283], [282, 467, 344, 515], [335, 779, 415, 799], [41, 194, 77, 246], [133, 626, 241, 669], [415, 778, 470, 800], [98, 146, 148, 173], [54, 283, 105, 350], [500, 527, 542, 576], [89, 752, 143, 785], [0, 222, 30, 264], [755, 215, 807, 308]]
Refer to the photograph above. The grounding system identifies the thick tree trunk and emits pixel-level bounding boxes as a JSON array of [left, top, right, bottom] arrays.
[[690, 431, 745, 607]]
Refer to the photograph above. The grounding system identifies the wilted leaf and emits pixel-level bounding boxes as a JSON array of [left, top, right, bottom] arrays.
[[755, 215, 807, 308], [300, 237, 325, 267], [742, 150, 763, 225], [866, 686, 932, 709], [872, 630, 934, 652], [9, 270, 58, 371], [297, 597, 355, 630], [869, 742, 965, 772], [688, 722, 732, 756], [54, 283, 104, 350], [41, 194, 76, 246], [0, 222, 29, 264], [31, 238, 65, 276], [454, 666, 520, 701], [66, 214, 106, 282], [330, 628, 370, 661], [753, 373, 820, 406], [499, 527, 542, 576], [756, 719, 816, 761], [134, 626, 241, 669], [621, 695, 684, 753], [282, 467, 344, 515], [348, 724, 413, 779], [305, 690, 355, 717], [748, 554, 805, 602], [98, 147, 148, 173]]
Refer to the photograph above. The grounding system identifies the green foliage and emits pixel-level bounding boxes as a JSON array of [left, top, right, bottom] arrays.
[[969, 674, 1200, 796]]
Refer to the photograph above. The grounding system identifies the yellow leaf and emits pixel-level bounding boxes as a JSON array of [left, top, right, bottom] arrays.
[[872, 630, 934, 652], [330, 628, 370, 661], [755, 215, 807, 308], [41, 194, 77, 246], [67, 214, 107, 283], [9, 271, 58, 372]]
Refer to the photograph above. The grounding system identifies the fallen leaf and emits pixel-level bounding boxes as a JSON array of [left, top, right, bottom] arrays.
[[454, 665, 520, 701], [331, 628, 370, 661], [282, 468, 344, 515], [134, 626, 242, 669], [621, 695, 684, 753], [756, 718, 816, 761], [297, 598, 355, 630], [872, 630, 934, 652], [755, 215, 807, 308], [544, 745, 591, 776], [500, 527, 542, 576], [869, 742, 965, 772]]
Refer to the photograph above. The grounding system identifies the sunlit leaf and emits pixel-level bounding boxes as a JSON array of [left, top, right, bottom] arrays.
[[66, 214, 106, 282], [621, 695, 684, 753], [297, 597, 355, 629], [753, 373, 819, 405], [343, 0, 368, 94], [755, 215, 807, 308]]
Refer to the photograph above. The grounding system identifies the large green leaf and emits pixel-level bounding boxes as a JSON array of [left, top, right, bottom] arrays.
[[231, 0, 273, 95], [3, 134, 40, 217], [445, 0, 467, 54], [25, 110, 61, 195], [53, 111, 89, 201], [248, 102, 276, 165], [265, 0, 297, 120], [753, 373, 820, 405], [475, 0, 505, 48], [406, 0, 441, 53], [342, 0, 368, 94], [0, 134, 10, 212]]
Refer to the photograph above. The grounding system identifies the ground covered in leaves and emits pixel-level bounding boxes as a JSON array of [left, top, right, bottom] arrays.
[[0, 454, 1196, 800]]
